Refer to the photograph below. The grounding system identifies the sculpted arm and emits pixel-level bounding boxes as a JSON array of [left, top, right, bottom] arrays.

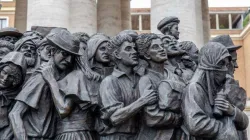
[[100, 76, 157, 126], [9, 101, 29, 140], [140, 77, 180, 127]]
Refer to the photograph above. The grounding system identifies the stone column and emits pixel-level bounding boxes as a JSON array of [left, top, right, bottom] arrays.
[[202, 0, 211, 43], [27, 0, 70, 30], [97, 0, 122, 36], [15, 0, 27, 33], [151, 0, 204, 48], [121, 0, 131, 30], [69, 0, 97, 35]]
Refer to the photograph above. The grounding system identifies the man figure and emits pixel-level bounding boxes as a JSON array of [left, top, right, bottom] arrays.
[[14, 36, 41, 78], [9, 30, 81, 140], [0, 52, 26, 140], [136, 33, 184, 140], [157, 16, 180, 41], [36, 37, 54, 66], [99, 33, 157, 140], [0, 40, 14, 60], [0, 27, 23, 44]]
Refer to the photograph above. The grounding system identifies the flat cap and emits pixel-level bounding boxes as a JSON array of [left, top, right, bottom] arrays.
[[157, 16, 180, 31]]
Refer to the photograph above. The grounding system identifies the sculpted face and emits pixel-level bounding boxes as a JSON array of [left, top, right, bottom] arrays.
[[0, 47, 11, 60], [95, 41, 110, 64], [0, 36, 18, 44], [214, 57, 229, 86], [170, 24, 180, 40], [53, 49, 74, 71], [20, 41, 37, 67], [38, 44, 52, 62], [117, 41, 138, 66], [147, 38, 167, 63], [0, 65, 21, 89]]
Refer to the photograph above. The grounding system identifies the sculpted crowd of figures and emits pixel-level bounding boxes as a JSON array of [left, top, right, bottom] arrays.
[[0, 16, 248, 140]]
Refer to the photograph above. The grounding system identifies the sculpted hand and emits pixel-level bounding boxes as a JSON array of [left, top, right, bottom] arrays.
[[141, 91, 158, 105], [215, 98, 235, 116], [36, 65, 56, 83]]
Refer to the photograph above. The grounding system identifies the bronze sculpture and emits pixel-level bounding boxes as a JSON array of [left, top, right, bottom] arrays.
[[9, 30, 81, 139], [0, 14, 245, 140], [136, 33, 185, 140], [0, 52, 26, 140], [182, 42, 248, 140]]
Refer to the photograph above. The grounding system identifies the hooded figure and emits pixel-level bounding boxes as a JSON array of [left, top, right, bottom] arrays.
[[87, 33, 112, 77], [182, 42, 248, 140], [0, 52, 26, 140]]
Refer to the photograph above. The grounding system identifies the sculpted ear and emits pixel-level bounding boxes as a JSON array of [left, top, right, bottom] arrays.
[[113, 50, 121, 60]]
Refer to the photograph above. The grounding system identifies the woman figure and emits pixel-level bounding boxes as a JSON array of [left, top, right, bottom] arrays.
[[182, 42, 248, 140], [0, 52, 26, 140]]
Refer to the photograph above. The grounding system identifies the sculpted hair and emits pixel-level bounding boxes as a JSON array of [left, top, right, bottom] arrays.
[[136, 33, 159, 57], [72, 32, 90, 44], [108, 34, 133, 60], [179, 41, 197, 52]]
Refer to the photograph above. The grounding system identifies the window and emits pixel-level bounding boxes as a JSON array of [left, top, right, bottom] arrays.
[[0, 18, 7, 29], [219, 14, 229, 29], [142, 15, 150, 30], [0, 0, 13, 1], [232, 13, 243, 29], [132, 15, 139, 30], [210, 14, 216, 29]]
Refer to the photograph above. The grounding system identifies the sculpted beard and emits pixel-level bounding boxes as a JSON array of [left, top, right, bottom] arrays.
[[25, 55, 36, 67]]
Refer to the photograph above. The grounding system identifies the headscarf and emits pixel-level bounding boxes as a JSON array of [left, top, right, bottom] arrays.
[[14, 36, 40, 51], [196, 42, 231, 105], [86, 34, 110, 66]]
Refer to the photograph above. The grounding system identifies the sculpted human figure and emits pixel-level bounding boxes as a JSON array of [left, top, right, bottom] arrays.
[[135, 33, 185, 140], [9, 30, 80, 140], [36, 37, 55, 66], [179, 41, 199, 72], [23, 31, 44, 40], [98, 33, 157, 140], [160, 35, 192, 83], [0, 27, 23, 44], [0, 52, 26, 140], [14, 36, 41, 77], [0, 40, 15, 60], [72, 32, 90, 54], [182, 42, 248, 140], [210, 35, 247, 139], [157, 16, 180, 41]]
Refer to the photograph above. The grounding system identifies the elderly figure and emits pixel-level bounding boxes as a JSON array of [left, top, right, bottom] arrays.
[[0, 52, 26, 140], [98, 33, 157, 140], [0, 27, 23, 44], [182, 42, 248, 140], [14, 36, 41, 75], [0, 40, 15, 60], [136, 33, 185, 140], [157, 16, 180, 40], [9, 30, 81, 140]]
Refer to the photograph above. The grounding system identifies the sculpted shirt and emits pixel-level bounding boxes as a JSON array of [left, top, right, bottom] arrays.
[[99, 68, 140, 135], [15, 72, 59, 138]]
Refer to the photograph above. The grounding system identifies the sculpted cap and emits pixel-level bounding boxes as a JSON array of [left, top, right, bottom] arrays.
[[0, 27, 23, 38], [46, 30, 82, 56], [209, 35, 241, 52], [157, 16, 180, 32]]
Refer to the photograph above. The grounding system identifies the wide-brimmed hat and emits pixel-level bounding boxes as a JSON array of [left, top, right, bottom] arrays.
[[157, 16, 180, 32], [0, 27, 23, 38], [46, 30, 82, 56], [209, 35, 241, 52]]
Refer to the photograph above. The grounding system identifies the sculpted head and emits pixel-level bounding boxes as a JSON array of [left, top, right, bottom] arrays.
[[72, 32, 90, 54], [157, 16, 180, 40], [37, 38, 54, 63], [137, 33, 167, 64], [109, 34, 138, 67], [46, 30, 81, 71], [15, 36, 40, 67], [0, 40, 14, 60]]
